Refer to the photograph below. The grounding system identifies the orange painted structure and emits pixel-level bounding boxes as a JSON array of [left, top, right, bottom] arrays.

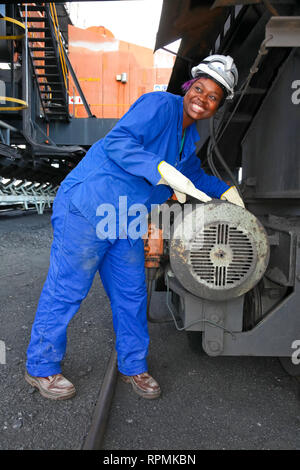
[[67, 25, 175, 119]]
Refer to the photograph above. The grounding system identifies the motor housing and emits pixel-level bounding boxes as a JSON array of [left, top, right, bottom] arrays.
[[169, 201, 270, 301]]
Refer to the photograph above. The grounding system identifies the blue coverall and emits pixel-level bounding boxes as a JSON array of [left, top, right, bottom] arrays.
[[26, 92, 229, 377]]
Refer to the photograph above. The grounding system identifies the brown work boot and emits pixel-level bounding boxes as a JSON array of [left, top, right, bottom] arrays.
[[120, 372, 161, 399], [25, 371, 76, 400]]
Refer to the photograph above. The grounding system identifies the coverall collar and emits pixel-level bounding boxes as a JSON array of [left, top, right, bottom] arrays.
[[178, 96, 201, 157]]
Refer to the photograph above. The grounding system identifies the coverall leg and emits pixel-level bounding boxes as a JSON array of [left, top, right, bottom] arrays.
[[99, 238, 149, 376], [26, 187, 149, 377]]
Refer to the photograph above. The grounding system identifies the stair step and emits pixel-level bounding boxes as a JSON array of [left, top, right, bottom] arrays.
[[45, 111, 68, 116], [41, 96, 64, 100], [32, 56, 57, 60], [40, 90, 64, 95], [36, 74, 60, 78], [45, 108, 67, 115], [40, 89, 64, 94], [20, 5, 46, 11], [39, 82, 63, 86], [25, 17, 47, 23], [42, 93, 66, 102], [28, 38, 52, 42], [42, 98, 65, 102], [28, 27, 50, 33], [44, 105, 65, 109], [29, 47, 54, 51], [34, 65, 59, 69]]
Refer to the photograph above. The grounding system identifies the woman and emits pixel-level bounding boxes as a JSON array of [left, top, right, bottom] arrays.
[[25, 54, 243, 400]]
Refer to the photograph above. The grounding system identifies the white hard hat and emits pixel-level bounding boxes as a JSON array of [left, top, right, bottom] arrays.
[[191, 54, 238, 100]]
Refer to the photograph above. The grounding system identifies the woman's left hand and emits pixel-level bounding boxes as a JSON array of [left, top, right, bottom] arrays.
[[221, 186, 245, 208]]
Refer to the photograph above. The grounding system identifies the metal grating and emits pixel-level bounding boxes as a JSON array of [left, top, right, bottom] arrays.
[[190, 223, 254, 288]]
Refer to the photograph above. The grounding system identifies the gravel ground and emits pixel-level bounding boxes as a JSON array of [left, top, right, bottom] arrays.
[[0, 210, 114, 450], [0, 210, 299, 451], [104, 322, 300, 450]]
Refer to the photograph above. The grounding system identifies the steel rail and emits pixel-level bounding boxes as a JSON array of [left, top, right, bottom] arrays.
[[82, 347, 118, 450]]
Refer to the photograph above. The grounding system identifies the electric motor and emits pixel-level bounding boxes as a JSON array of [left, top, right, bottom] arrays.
[[169, 201, 270, 301]]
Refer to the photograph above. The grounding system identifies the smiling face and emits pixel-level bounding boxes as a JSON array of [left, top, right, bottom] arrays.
[[182, 78, 224, 129]]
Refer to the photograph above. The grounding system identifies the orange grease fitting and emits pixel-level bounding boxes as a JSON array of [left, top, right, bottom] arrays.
[[144, 223, 163, 269]]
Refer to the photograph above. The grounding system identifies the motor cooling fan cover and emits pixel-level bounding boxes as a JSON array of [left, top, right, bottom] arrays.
[[169, 201, 270, 301]]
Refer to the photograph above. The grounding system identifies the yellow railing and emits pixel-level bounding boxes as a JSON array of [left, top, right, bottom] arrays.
[[0, 16, 28, 110], [49, 2, 69, 94]]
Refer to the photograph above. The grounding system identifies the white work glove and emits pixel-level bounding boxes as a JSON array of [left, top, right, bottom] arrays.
[[221, 186, 245, 208], [170, 189, 187, 204], [157, 161, 212, 204]]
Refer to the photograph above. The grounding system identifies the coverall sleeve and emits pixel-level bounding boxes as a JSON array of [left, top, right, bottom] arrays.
[[181, 153, 230, 199], [102, 93, 171, 186]]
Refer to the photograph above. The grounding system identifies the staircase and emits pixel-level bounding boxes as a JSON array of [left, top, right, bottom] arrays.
[[20, 3, 70, 121]]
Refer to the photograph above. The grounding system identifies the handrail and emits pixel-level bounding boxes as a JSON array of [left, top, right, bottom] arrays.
[[48, 2, 93, 118], [49, 3, 68, 92], [61, 41, 94, 118]]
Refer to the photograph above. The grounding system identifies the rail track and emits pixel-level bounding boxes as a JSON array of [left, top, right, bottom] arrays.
[[82, 348, 118, 450], [81, 338, 299, 451]]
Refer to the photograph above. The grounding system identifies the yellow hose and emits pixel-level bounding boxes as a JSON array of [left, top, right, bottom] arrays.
[[0, 18, 28, 109], [0, 16, 25, 40], [0, 97, 28, 111]]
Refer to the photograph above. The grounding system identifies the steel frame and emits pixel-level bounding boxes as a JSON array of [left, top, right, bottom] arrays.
[[0, 177, 57, 214]]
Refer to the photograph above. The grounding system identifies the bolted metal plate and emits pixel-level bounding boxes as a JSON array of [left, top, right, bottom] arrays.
[[170, 201, 270, 301]]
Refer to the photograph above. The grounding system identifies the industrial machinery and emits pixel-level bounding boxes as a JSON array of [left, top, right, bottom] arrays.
[[145, 0, 300, 376], [0, 1, 299, 375], [0, 2, 118, 213]]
